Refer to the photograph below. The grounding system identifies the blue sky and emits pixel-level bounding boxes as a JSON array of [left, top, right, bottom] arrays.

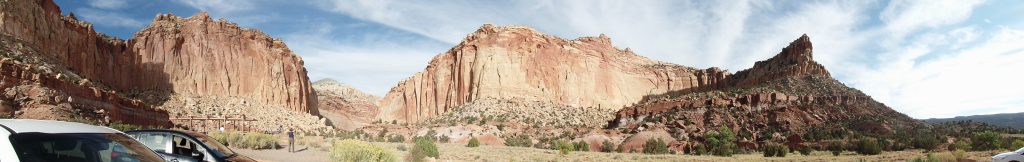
[[54, 0, 1024, 119]]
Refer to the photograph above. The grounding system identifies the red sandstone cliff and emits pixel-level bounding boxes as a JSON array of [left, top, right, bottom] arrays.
[[314, 79, 378, 130], [378, 24, 728, 123], [0, 0, 318, 125]]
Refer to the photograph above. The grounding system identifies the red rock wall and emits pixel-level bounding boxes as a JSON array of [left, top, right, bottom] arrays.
[[0, 59, 170, 126], [0, 0, 317, 115], [378, 24, 728, 123]]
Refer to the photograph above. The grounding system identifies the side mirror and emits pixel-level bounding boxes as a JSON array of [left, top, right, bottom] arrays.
[[191, 150, 204, 159]]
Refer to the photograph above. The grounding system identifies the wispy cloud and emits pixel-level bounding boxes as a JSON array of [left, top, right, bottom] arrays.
[[86, 0, 126, 9], [74, 8, 144, 28]]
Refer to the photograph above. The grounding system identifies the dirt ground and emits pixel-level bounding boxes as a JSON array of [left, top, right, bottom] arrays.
[[231, 140, 1003, 162]]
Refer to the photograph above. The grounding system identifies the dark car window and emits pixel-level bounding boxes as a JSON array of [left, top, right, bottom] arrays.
[[189, 133, 236, 157], [9, 133, 165, 162]]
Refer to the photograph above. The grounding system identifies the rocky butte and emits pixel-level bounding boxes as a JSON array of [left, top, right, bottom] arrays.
[[0, 0, 323, 131]]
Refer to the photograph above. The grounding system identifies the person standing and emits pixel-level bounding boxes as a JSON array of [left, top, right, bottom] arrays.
[[288, 128, 295, 153]]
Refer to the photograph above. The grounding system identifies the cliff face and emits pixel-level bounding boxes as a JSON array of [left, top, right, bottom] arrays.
[[611, 35, 923, 152], [378, 24, 728, 123], [0, 0, 318, 125], [313, 79, 378, 130]]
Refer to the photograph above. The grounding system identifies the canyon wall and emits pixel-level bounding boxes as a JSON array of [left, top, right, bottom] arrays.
[[378, 24, 728, 123], [0, 0, 318, 124]]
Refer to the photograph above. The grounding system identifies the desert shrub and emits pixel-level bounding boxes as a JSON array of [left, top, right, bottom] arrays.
[[330, 139, 399, 162], [235, 133, 279, 149], [973, 131, 1002, 151], [855, 137, 882, 155], [108, 122, 146, 132], [642, 138, 669, 155], [408, 138, 439, 162], [828, 140, 844, 156], [467, 137, 480, 147], [694, 144, 707, 155], [799, 146, 812, 156], [1011, 139, 1024, 150], [555, 140, 574, 155], [616, 143, 625, 153], [953, 150, 967, 160], [574, 141, 590, 151], [387, 134, 404, 143], [913, 134, 941, 151], [376, 129, 389, 142], [397, 145, 407, 151], [208, 131, 238, 146], [504, 134, 533, 147], [954, 138, 972, 151], [704, 126, 737, 157], [438, 135, 451, 143], [762, 143, 788, 157], [601, 140, 615, 152]]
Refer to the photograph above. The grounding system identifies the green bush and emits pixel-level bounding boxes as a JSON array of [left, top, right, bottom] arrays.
[[574, 141, 590, 151], [704, 126, 737, 157], [973, 131, 1003, 151], [642, 138, 669, 154], [1011, 139, 1024, 150], [799, 146, 812, 156], [856, 137, 882, 155], [467, 137, 480, 147], [828, 140, 844, 156], [601, 140, 615, 152], [616, 143, 625, 153], [330, 139, 399, 162], [387, 134, 404, 143], [209, 131, 277, 149], [236, 133, 278, 149], [504, 134, 533, 147], [694, 144, 707, 155], [762, 143, 788, 157], [409, 139, 439, 162], [108, 122, 146, 132], [954, 138, 972, 151], [555, 140, 574, 155]]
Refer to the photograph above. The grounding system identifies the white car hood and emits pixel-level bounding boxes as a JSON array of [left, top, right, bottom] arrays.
[[994, 152, 1016, 159]]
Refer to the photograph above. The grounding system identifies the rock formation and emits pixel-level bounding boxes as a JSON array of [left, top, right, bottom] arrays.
[[313, 79, 378, 130], [0, 0, 320, 129], [379, 24, 728, 123], [610, 35, 924, 152]]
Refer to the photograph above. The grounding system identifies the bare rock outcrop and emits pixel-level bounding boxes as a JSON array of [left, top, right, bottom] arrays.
[[610, 35, 924, 150], [0, 0, 319, 128], [313, 79, 378, 130], [379, 24, 726, 123]]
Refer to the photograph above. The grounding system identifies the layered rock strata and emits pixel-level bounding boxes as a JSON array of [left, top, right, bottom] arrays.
[[610, 35, 923, 153], [313, 79, 378, 130], [379, 24, 728, 123], [0, 0, 319, 127]]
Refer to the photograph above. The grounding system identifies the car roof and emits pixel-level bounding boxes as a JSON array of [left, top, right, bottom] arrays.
[[0, 119, 120, 134], [126, 129, 208, 138]]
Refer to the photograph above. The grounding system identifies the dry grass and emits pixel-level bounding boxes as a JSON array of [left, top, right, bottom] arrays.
[[369, 142, 1004, 162]]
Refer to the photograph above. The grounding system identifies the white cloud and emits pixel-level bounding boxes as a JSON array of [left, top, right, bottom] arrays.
[[74, 8, 144, 28], [880, 0, 985, 39], [176, 0, 254, 16], [282, 22, 444, 96], [87, 0, 126, 9], [857, 28, 1024, 118]]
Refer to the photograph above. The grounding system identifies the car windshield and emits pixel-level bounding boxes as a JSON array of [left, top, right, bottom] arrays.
[[9, 132, 165, 162], [1017, 147, 1024, 153], [191, 133, 236, 157]]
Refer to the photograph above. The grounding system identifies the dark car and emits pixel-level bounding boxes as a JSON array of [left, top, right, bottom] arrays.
[[126, 129, 255, 162]]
